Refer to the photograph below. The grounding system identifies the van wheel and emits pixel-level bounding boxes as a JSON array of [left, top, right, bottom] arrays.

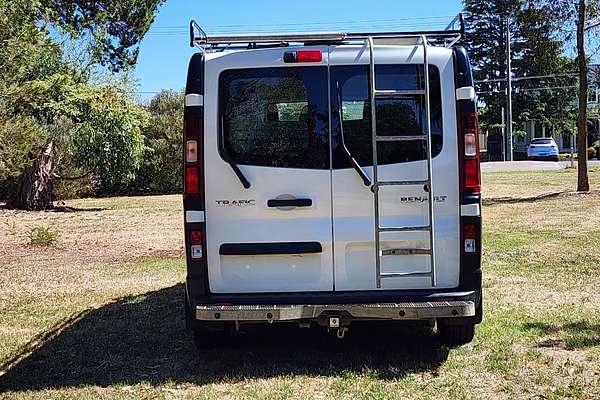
[[437, 322, 475, 346]]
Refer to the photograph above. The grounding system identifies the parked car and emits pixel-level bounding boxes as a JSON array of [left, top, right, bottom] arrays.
[[527, 138, 559, 161], [183, 15, 482, 347]]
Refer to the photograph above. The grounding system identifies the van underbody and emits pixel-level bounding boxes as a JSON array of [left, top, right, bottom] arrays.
[[183, 18, 482, 346]]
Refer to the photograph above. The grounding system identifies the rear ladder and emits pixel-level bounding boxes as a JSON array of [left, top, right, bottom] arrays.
[[367, 36, 437, 289]]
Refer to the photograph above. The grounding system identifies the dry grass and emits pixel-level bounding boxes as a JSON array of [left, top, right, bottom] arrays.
[[0, 169, 599, 399]]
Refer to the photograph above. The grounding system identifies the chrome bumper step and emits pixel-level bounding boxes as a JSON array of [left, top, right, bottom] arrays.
[[196, 301, 475, 322]]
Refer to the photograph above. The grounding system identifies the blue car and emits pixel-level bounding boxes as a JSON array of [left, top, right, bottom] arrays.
[[527, 138, 559, 161]]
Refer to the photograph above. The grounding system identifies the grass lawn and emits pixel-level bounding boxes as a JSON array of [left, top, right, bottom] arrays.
[[0, 169, 599, 399]]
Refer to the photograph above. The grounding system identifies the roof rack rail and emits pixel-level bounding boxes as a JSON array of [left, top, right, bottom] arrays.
[[190, 14, 465, 52]]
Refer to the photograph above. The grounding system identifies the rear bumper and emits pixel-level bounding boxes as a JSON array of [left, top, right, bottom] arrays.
[[527, 154, 559, 160], [196, 300, 475, 323]]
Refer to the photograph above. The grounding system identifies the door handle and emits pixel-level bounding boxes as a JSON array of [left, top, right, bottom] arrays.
[[267, 198, 312, 208]]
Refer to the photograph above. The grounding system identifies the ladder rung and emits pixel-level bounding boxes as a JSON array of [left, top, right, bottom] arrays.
[[381, 248, 431, 256], [378, 226, 431, 232], [380, 272, 432, 278], [374, 89, 426, 97], [377, 180, 429, 186], [375, 135, 428, 142]]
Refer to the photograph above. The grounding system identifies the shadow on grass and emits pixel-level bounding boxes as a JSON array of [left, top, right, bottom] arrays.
[[0, 284, 450, 392], [483, 190, 600, 206], [51, 205, 106, 213], [523, 321, 600, 350], [0, 204, 106, 213], [483, 191, 565, 206]]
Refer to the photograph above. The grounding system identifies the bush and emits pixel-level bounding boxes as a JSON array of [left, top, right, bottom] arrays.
[[29, 226, 58, 246], [129, 90, 183, 194]]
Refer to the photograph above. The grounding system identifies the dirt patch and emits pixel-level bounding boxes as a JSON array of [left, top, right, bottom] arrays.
[[0, 195, 183, 268]]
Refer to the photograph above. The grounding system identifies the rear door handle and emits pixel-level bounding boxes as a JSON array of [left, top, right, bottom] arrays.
[[267, 198, 312, 208]]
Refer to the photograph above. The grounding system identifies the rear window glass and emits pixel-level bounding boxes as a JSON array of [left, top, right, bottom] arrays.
[[331, 65, 443, 168], [220, 67, 329, 169], [531, 138, 553, 144]]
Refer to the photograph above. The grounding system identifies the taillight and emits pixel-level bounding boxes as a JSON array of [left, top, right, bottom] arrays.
[[464, 223, 476, 239], [190, 230, 203, 259], [185, 166, 199, 194], [186, 140, 198, 162], [464, 159, 480, 190], [463, 223, 477, 253], [191, 230, 202, 244], [184, 54, 206, 269], [464, 134, 477, 157], [284, 50, 323, 63], [183, 116, 203, 197], [460, 112, 481, 194]]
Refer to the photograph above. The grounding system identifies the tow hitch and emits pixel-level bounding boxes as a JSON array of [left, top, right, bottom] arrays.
[[335, 326, 348, 338], [327, 316, 350, 339]]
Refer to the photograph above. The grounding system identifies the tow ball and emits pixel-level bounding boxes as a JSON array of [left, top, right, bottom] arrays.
[[328, 317, 349, 339]]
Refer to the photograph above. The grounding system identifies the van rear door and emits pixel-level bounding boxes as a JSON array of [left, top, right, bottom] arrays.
[[329, 44, 461, 291], [203, 47, 333, 294]]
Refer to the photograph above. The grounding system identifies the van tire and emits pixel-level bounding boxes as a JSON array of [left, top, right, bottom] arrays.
[[437, 322, 475, 346]]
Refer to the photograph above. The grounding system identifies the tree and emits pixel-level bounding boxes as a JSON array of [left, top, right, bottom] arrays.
[[71, 88, 148, 195], [550, 0, 599, 191], [4, 73, 148, 208], [577, 0, 590, 191], [464, 0, 577, 154], [130, 90, 184, 194], [39, 0, 166, 71], [0, 0, 164, 209]]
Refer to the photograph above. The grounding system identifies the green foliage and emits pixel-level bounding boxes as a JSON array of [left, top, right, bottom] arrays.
[[39, 0, 166, 71], [130, 90, 184, 194], [72, 88, 148, 194], [28, 226, 59, 246], [0, 0, 162, 204]]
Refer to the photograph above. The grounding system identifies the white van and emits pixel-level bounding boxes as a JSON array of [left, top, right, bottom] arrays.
[[183, 15, 482, 346]]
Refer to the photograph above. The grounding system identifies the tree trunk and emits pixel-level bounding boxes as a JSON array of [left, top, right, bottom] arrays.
[[577, 0, 590, 192], [6, 141, 54, 210]]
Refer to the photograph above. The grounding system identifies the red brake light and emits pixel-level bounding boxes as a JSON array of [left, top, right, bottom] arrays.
[[284, 50, 323, 63], [298, 50, 322, 63], [185, 166, 199, 194], [461, 112, 481, 194], [464, 159, 480, 192]]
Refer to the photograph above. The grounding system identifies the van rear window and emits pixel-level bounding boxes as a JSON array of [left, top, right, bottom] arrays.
[[220, 67, 329, 169], [330, 65, 443, 168], [219, 64, 444, 170]]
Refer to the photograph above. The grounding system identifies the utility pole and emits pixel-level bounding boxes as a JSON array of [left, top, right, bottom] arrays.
[[505, 16, 514, 161], [501, 106, 506, 161]]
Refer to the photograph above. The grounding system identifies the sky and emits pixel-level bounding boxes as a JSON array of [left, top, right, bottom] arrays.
[[134, 0, 463, 100]]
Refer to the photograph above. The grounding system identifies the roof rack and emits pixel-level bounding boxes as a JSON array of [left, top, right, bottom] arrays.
[[189, 14, 465, 53]]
